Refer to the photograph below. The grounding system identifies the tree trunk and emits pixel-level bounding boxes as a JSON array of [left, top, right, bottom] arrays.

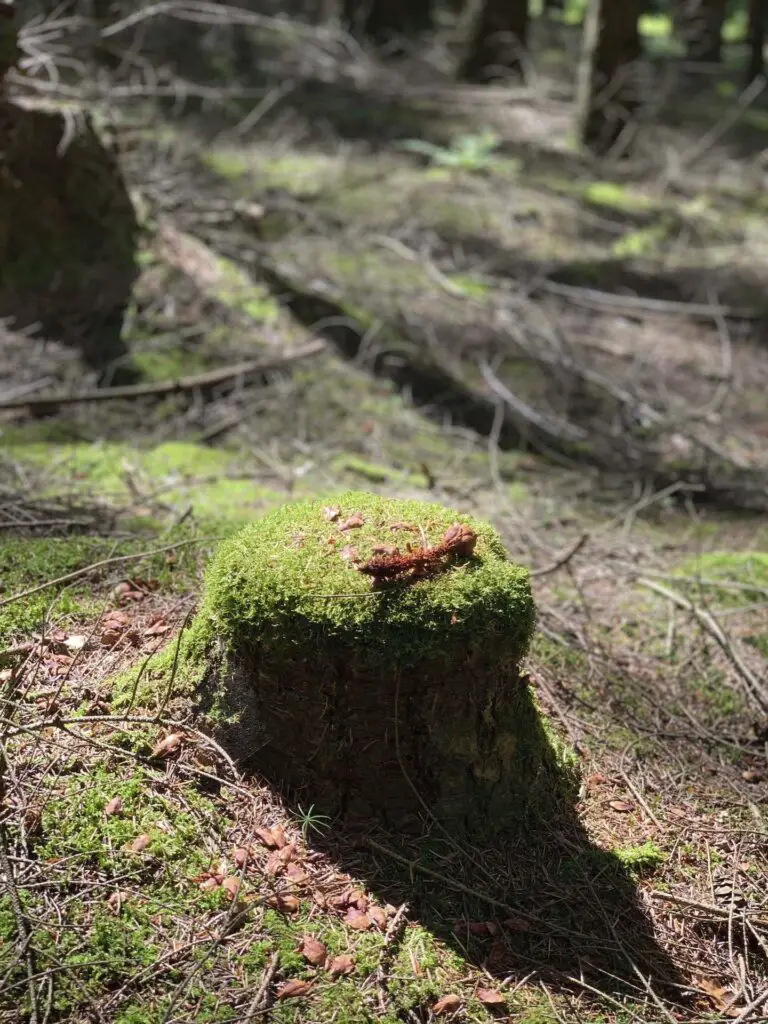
[[460, 0, 529, 82], [674, 0, 727, 62], [0, 2, 19, 87], [341, 0, 433, 44], [746, 0, 766, 83], [575, 0, 644, 154]]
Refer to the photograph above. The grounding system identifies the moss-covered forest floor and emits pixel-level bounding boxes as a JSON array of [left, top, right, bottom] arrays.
[[1, 13, 768, 1023]]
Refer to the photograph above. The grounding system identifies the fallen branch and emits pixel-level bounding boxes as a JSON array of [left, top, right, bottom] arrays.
[[538, 280, 761, 321], [0, 341, 325, 411]]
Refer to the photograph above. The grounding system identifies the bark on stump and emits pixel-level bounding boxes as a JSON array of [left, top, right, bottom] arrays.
[[188, 492, 571, 838]]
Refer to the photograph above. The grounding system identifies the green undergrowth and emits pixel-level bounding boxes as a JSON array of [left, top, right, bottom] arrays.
[[676, 551, 768, 600], [0, 532, 202, 645], [0, 437, 284, 528], [0, 713, 572, 1024]]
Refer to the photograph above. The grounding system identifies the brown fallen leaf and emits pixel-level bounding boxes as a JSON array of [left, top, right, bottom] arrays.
[[343, 908, 371, 930], [100, 628, 125, 647], [389, 521, 418, 533], [107, 890, 129, 914], [265, 850, 285, 876], [285, 863, 308, 885], [144, 617, 171, 637], [369, 906, 387, 931], [233, 847, 250, 869], [340, 545, 359, 562], [221, 876, 241, 899], [129, 833, 151, 853], [104, 796, 123, 817], [609, 800, 634, 813], [299, 936, 327, 966], [327, 953, 355, 977], [111, 581, 136, 605], [323, 506, 340, 522], [276, 979, 313, 1001], [338, 514, 364, 532], [278, 844, 297, 864], [742, 770, 764, 784], [502, 915, 531, 933], [151, 732, 183, 759], [199, 876, 221, 892], [433, 994, 462, 1015], [476, 988, 506, 1007], [695, 976, 740, 1014], [254, 824, 287, 849], [271, 894, 300, 914], [371, 543, 398, 556]]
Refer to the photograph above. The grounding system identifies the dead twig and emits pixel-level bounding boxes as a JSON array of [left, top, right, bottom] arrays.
[[242, 952, 280, 1021], [530, 534, 589, 578], [636, 577, 768, 713], [0, 341, 325, 411]]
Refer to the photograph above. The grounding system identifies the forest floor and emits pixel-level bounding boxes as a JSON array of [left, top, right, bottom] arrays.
[[1, 16, 768, 1024]]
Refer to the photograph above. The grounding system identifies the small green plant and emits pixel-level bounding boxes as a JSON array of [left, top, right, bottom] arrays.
[[295, 803, 333, 842], [613, 841, 665, 875], [400, 129, 501, 172]]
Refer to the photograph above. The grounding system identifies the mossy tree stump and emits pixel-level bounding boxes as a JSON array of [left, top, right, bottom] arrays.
[[190, 492, 568, 837]]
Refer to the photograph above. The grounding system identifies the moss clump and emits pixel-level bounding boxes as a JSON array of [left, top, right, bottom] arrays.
[[188, 490, 535, 672], [179, 492, 569, 837]]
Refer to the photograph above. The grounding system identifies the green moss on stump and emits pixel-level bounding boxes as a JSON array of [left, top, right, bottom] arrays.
[[188, 492, 566, 836]]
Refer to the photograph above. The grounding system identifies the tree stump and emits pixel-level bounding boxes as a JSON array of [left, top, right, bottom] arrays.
[[188, 492, 571, 838], [0, 10, 138, 377]]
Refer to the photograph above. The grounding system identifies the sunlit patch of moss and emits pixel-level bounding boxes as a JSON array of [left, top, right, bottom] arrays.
[[201, 148, 251, 180], [256, 151, 345, 195], [189, 490, 535, 671], [131, 348, 209, 381], [332, 454, 430, 489], [612, 221, 672, 259], [583, 181, 654, 214], [3, 438, 283, 529], [676, 551, 768, 603], [612, 841, 665, 876], [214, 257, 280, 323], [446, 273, 492, 298]]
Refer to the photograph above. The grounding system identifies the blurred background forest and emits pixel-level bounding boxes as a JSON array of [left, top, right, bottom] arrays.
[[2, 0, 768, 510], [2, 4, 768, 1023]]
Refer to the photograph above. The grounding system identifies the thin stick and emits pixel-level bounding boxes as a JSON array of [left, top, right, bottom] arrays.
[[637, 577, 768, 712], [0, 341, 324, 411], [243, 952, 280, 1021], [0, 782, 39, 1024], [0, 536, 215, 610], [530, 534, 589, 578]]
